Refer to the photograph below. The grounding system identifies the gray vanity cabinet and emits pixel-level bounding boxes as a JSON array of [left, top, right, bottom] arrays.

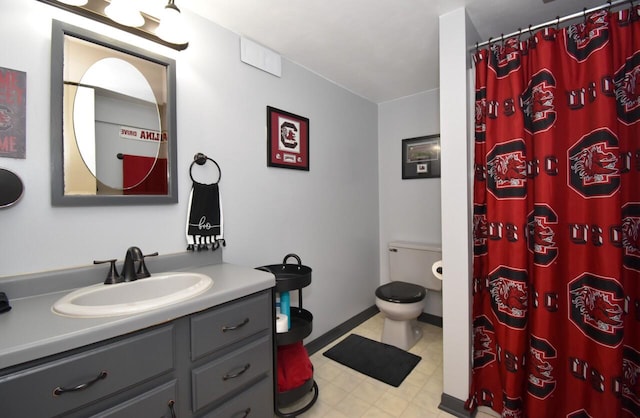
[[0, 290, 274, 418]]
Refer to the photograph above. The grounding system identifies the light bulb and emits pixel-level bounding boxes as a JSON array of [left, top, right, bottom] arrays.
[[105, 0, 144, 28], [57, 0, 89, 5], [156, 1, 187, 44]]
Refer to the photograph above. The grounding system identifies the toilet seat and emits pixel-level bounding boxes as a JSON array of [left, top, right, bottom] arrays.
[[375, 281, 426, 304]]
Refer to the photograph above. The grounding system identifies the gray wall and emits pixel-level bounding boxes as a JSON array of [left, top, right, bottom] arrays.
[[439, 7, 479, 402], [378, 90, 442, 316], [0, 0, 380, 342]]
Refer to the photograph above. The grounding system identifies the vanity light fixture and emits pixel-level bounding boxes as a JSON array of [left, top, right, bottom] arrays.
[[36, 0, 189, 51]]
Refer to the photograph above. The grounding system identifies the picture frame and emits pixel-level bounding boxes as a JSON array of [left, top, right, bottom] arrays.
[[0, 66, 26, 159], [402, 134, 441, 179], [267, 106, 310, 171]]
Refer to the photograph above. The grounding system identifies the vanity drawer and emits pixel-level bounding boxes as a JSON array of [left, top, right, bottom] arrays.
[[0, 325, 174, 418], [200, 376, 272, 418], [191, 291, 271, 360], [90, 379, 177, 418], [192, 334, 272, 412]]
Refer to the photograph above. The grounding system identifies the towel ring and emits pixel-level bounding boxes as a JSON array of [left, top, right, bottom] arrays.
[[190, 153, 221, 184]]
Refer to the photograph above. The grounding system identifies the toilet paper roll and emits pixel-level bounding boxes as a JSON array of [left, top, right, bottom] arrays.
[[432, 260, 443, 280], [276, 314, 289, 333]]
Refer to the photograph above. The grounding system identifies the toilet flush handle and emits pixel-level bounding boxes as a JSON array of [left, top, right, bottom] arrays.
[[389, 248, 398, 252]]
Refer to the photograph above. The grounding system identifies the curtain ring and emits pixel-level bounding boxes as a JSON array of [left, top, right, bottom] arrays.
[[517, 28, 522, 40], [475, 42, 479, 52], [501, 33, 504, 46], [488, 37, 493, 48], [556, 16, 560, 31], [583, 7, 587, 23]]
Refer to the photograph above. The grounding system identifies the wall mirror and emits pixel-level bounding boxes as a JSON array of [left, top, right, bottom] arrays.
[[51, 20, 178, 206]]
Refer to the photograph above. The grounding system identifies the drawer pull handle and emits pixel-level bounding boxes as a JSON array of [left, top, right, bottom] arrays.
[[223, 363, 251, 380], [239, 407, 251, 417], [53, 370, 108, 396], [222, 318, 249, 332], [168, 399, 177, 418]]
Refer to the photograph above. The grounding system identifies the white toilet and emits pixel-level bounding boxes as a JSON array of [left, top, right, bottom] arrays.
[[375, 241, 442, 350]]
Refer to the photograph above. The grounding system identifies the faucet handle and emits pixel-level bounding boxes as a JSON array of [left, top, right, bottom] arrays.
[[137, 252, 159, 278], [94, 259, 121, 285]]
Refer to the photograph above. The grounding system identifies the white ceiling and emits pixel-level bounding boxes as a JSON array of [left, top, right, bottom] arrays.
[[174, 0, 605, 103]]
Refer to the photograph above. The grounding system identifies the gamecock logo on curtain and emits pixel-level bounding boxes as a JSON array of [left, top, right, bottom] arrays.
[[473, 315, 496, 369], [569, 273, 624, 347], [528, 335, 557, 399], [486, 140, 527, 199], [622, 203, 640, 272], [526, 204, 559, 267], [620, 346, 640, 416], [521, 70, 556, 134], [614, 51, 640, 125], [568, 129, 620, 198], [488, 38, 521, 78], [565, 10, 609, 63], [489, 266, 528, 329]]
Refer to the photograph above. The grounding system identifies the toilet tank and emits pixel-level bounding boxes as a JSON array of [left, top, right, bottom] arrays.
[[389, 241, 442, 292]]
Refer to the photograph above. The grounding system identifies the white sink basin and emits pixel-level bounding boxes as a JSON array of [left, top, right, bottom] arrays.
[[52, 272, 213, 318]]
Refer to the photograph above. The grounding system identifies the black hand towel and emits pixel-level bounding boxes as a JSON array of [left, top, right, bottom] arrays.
[[0, 292, 11, 314], [186, 182, 225, 251]]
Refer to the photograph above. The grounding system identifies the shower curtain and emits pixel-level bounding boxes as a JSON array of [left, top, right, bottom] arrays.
[[468, 6, 640, 418]]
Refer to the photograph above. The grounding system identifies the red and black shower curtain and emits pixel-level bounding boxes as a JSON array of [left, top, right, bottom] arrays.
[[468, 6, 640, 418]]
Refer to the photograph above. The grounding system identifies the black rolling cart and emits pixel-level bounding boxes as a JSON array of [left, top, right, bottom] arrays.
[[257, 254, 319, 417]]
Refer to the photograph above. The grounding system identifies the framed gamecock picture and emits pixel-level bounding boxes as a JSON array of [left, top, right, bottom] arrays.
[[402, 134, 441, 179], [267, 106, 309, 170]]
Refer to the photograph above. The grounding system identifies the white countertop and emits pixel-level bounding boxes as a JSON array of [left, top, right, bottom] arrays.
[[0, 263, 275, 370]]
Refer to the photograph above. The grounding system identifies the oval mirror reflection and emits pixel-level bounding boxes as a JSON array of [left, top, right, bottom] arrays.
[[73, 57, 161, 191]]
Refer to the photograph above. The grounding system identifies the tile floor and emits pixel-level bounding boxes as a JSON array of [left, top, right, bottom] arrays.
[[276, 313, 496, 418]]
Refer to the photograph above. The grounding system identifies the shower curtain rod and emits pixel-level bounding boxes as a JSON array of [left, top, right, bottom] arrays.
[[475, 0, 627, 49]]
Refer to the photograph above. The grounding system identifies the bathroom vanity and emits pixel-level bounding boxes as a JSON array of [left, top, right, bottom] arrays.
[[0, 252, 276, 417]]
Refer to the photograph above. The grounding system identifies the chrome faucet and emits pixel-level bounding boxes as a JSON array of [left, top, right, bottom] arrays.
[[121, 247, 158, 282]]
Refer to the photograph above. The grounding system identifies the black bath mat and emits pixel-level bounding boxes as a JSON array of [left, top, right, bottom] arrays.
[[322, 334, 421, 387]]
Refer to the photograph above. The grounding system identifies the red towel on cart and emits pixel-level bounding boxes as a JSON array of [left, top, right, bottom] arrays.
[[277, 341, 313, 392]]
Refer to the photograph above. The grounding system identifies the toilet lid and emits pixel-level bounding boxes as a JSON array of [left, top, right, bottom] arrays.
[[375, 281, 426, 303]]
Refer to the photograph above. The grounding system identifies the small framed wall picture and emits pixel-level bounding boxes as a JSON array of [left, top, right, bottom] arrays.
[[267, 106, 309, 171], [401, 134, 441, 179], [0, 66, 26, 159]]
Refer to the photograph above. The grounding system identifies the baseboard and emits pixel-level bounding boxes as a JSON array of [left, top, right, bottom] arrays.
[[305, 305, 379, 355], [418, 312, 443, 328], [305, 306, 444, 355], [439, 393, 471, 417]]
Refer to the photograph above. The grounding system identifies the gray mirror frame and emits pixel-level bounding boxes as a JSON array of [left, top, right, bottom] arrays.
[[50, 20, 178, 206]]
